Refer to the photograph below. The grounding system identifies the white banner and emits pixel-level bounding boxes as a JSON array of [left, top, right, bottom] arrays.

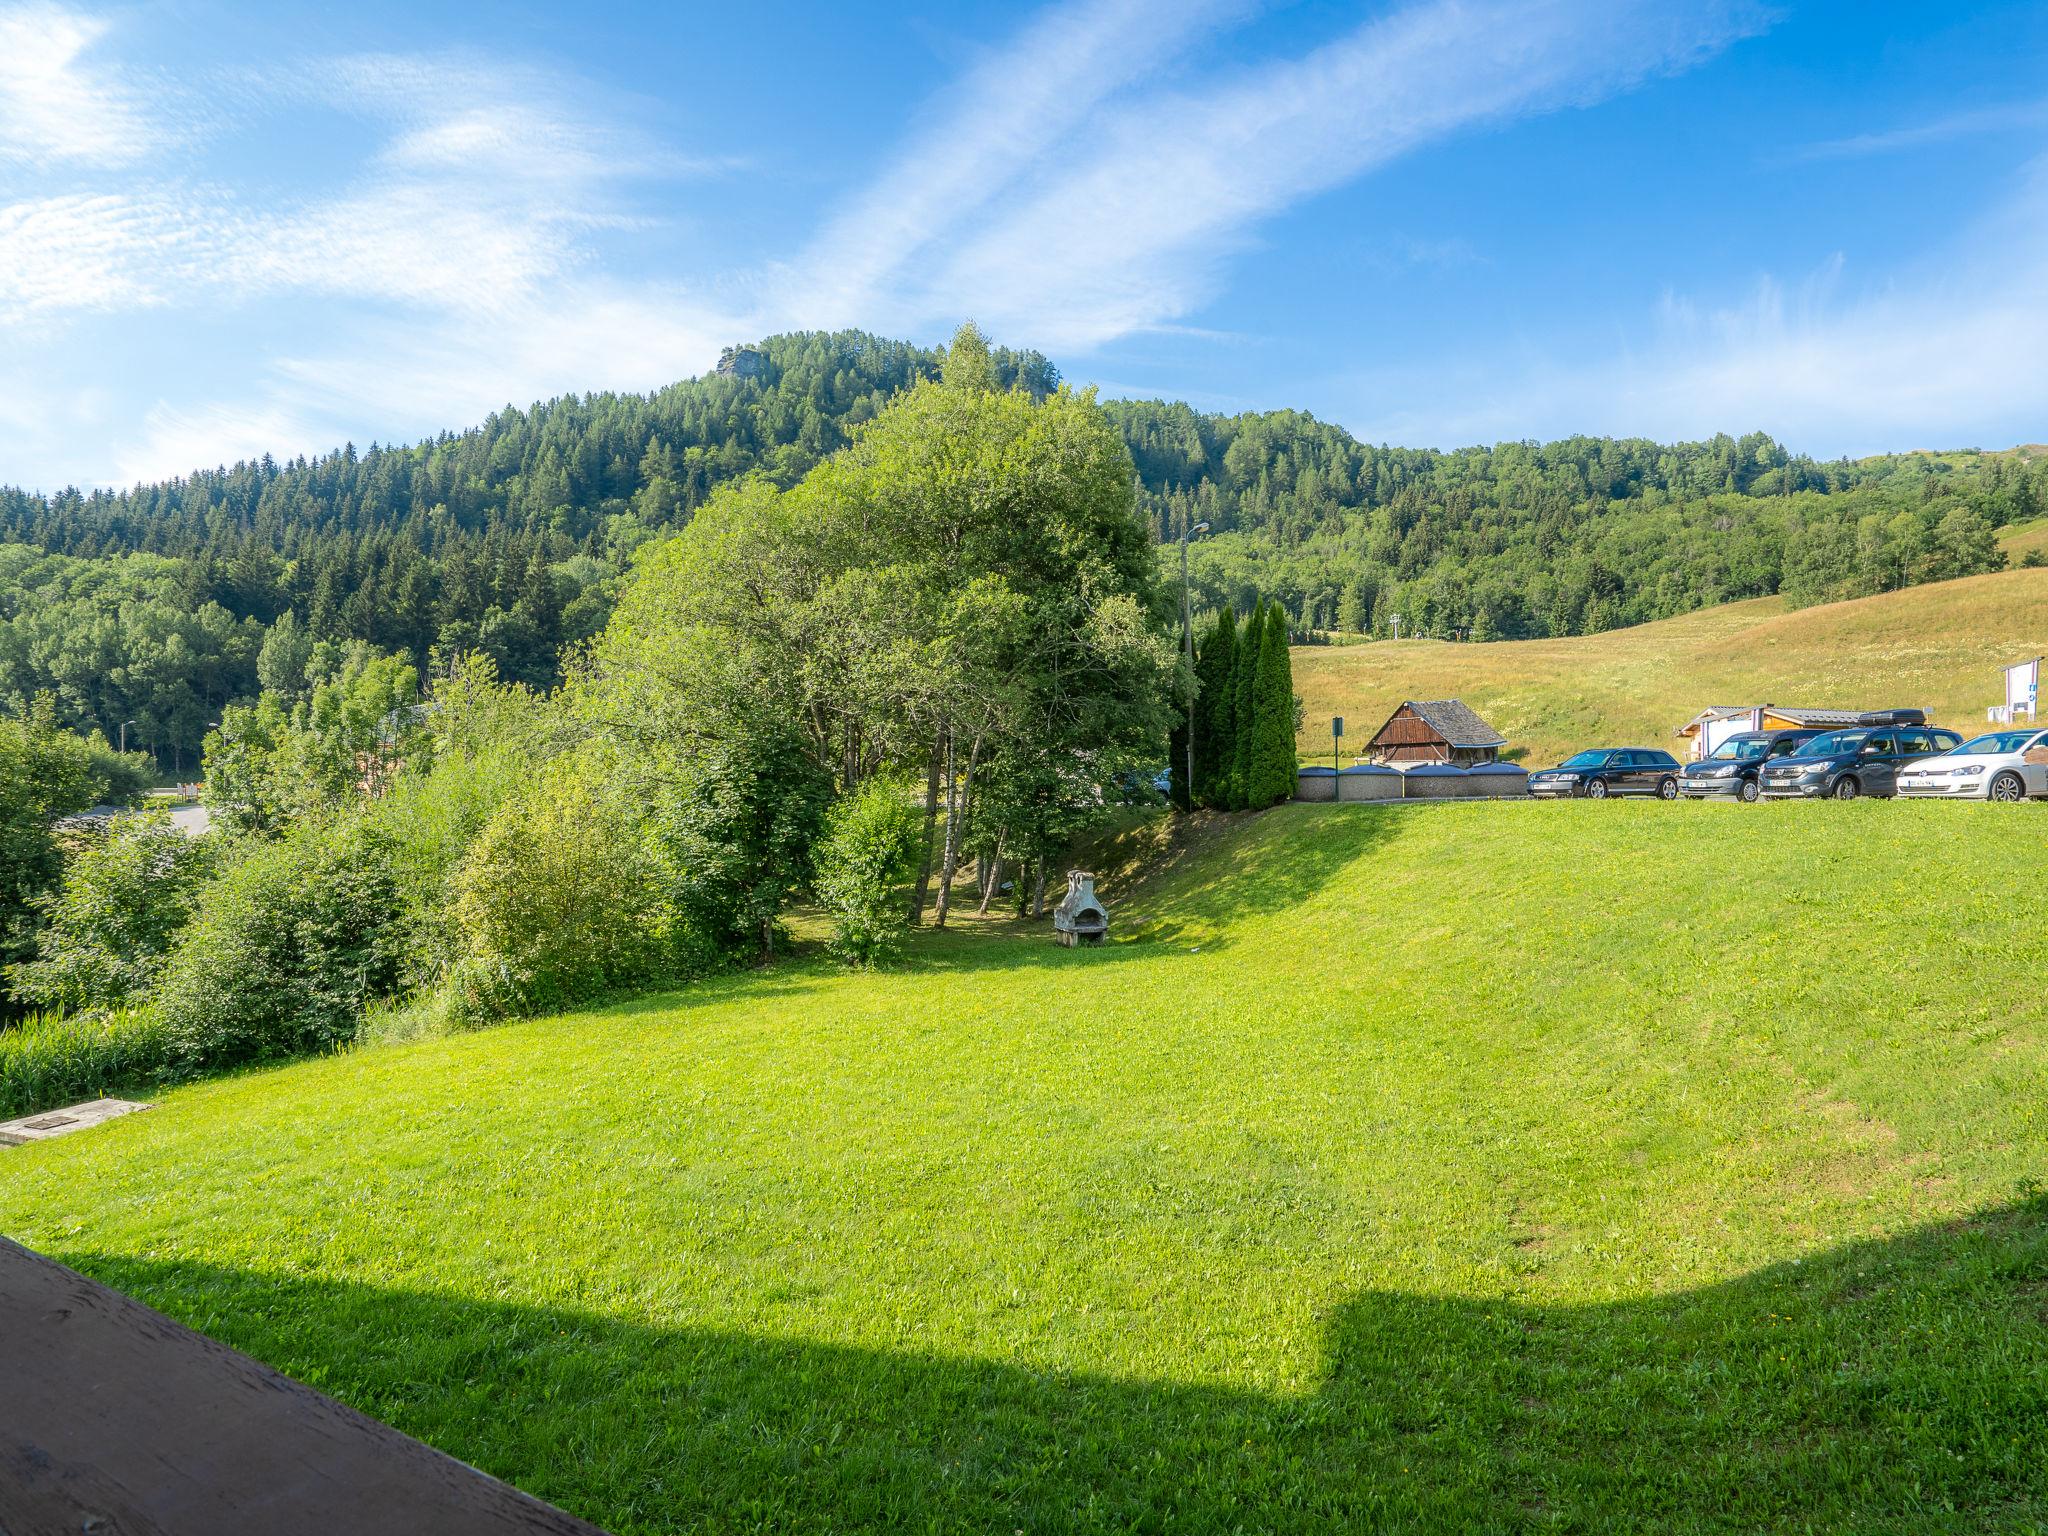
[[2007, 658, 2041, 714]]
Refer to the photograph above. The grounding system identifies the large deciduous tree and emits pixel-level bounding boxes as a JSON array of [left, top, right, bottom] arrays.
[[588, 321, 1182, 932]]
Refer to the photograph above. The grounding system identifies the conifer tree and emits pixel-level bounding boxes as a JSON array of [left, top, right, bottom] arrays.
[[1261, 602, 1294, 794], [1229, 598, 1263, 809], [1168, 709, 1191, 812], [1248, 601, 1296, 807], [1191, 607, 1236, 808]]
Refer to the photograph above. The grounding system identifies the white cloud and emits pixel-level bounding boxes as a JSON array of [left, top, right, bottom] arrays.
[[103, 282, 749, 484], [1339, 158, 2048, 457], [0, 48, 688, 325], [0, 2, 159, 167], [0, 193, 192, 317], [779, 0, 1252, 327], [114, 399, 326, 486], [794, 0, 1768, 349], [1792, 99, 2048, 161]]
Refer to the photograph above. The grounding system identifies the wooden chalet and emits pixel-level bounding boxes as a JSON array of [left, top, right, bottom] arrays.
[[1673, 704, 1866, 760], [1364, 699, 1507, 766]]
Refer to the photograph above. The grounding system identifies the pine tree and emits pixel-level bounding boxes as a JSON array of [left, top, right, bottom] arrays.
[[1168, 714, 1191, 812], [1229, 598, 1263, 810], [1192, 608, 1236, 808], [1249, 601, 1297, 807]]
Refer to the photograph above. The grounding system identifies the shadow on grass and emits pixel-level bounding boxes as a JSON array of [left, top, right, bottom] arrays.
[[1098, 803, 1405, 949], [55, 1196, 2048, 1534]]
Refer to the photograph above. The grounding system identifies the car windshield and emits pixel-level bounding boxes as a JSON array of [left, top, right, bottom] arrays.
[[1957, 731, 2039, 755], [1707, 738, 1770, 762], [1560, 751, 1608, 769], [1794, 730, 1866, 757]]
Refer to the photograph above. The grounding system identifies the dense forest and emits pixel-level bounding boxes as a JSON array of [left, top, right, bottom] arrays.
[[2, 328, 2039, 770]]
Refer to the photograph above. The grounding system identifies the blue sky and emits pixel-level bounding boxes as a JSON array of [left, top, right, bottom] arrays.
[[2, 0, 2046, 491]]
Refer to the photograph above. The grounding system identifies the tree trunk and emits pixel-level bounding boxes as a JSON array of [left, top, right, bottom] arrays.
[[909, 735, 943, 924], [933, 735, 979, 930], [1031, 855, 1047, 918], [977, 847, 1003, 917]]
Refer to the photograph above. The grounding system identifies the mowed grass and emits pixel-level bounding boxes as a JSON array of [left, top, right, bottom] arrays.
[[6, 800, 2048, 1532], [1296, 565, 2048, 764]]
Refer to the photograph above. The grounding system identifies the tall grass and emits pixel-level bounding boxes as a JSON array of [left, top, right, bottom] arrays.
[[0, 1007, 172, 1120]]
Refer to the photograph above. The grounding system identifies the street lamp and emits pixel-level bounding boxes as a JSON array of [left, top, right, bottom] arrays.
[[1180, 516, 1211, 807], [119, 719, 135, 754]]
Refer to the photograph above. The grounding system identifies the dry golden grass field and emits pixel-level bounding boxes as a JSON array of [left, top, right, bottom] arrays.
[[1295, 565, 2048, 765]]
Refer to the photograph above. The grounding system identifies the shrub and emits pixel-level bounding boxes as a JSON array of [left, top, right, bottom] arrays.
[[448, 760, 695, 1020], [814, 776, 925, 965], [0, 1007, 172, 1119], [8, 814, 216, 1012], [153, 818, 407, 1068], [367, 739, 530, 993], [1, 700, 103, 984], [643, 724, 835, 961]]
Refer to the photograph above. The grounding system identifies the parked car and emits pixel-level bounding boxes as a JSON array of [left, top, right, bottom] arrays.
[[1529, 748, 1683, 799], [1678, 729, 1825, 802], [1758, 723, 1965, 800], [1896, 726, 2048, 801]]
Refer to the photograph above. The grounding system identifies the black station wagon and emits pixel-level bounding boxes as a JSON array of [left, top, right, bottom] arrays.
[[1529, 748, 1683, 800]]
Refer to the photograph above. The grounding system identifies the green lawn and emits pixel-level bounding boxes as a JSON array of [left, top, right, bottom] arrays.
[[6, 800, 2048, 1532]]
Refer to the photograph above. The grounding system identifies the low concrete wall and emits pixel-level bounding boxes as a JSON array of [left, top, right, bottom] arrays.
[[1464, 766, 1531, 799], [1400, 766, 1470, 799], [1294, 769, 1337, 802], [1337, 767, 1402, 802], [1295, 763, 1532, 803]]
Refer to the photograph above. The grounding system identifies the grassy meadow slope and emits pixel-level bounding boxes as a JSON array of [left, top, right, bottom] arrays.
[[2002, 516, 2048, 564], [1296, 566, 2048, 763], [5, 800, 2048, 1532]]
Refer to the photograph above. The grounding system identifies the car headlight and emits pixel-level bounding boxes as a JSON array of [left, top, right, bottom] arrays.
[[1956, 764, 1986, 775]]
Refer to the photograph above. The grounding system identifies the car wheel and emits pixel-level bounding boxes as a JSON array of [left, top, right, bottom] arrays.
[[1587, 779, 1609, 800], [1739, 778, 1760, 804], [1991, 771, 2026, 803], [1657, 776, 1678, 800], [1832, 776, 1860, 801]]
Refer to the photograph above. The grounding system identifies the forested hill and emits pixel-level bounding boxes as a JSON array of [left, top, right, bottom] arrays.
[[2, 328, 2041, 769]]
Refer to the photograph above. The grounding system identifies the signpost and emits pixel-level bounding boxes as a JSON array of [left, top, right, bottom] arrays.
[[1992, 658, 2041, 723], [1332, 715, 1344, 772], [2010, 657, 2041, 721]]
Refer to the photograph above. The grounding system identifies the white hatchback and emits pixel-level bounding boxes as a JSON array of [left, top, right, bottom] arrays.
[[1896, 726, 2048, 802]]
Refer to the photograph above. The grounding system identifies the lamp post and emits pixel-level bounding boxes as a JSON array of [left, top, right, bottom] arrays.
[[1180, 516, 1211, 808], [119, 719, 135, 754]]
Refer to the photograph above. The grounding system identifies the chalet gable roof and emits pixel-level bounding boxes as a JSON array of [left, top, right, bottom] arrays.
[[1375, 698, 1507, 748]]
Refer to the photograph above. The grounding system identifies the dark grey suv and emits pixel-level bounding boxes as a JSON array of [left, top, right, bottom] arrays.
[[1679, 729, 1824, 802], [1759, 724, 1965, 800]]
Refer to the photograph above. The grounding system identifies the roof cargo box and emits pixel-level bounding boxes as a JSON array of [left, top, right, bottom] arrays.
[[1855, 708, 1926, 727]]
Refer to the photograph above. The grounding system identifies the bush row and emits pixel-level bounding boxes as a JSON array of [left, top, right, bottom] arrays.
[[3, 669, 932, 1118]]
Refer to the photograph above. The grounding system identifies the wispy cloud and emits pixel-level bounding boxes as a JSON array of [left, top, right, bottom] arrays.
[[780, 0, 1254, 327], [0, 45, 695, 326], [805, 0, 1768, 348], [0, 1, 161, 167], [1792, 99, 2048, 162]]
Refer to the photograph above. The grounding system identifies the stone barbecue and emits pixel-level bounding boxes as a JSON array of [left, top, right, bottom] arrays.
[[1052, 871, 1109, 947]]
